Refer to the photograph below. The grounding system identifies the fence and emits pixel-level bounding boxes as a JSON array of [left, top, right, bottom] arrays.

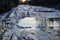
[[37, 18, 60, 30], [0, 18, 60, 30], [0, 18, 16, 29]]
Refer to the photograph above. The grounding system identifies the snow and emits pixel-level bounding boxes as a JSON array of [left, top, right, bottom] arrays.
[[9, 5, 60, 18], [0, 26, 59, 40], [0, 5, 60, 40], [17, 17, 38, 27]]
